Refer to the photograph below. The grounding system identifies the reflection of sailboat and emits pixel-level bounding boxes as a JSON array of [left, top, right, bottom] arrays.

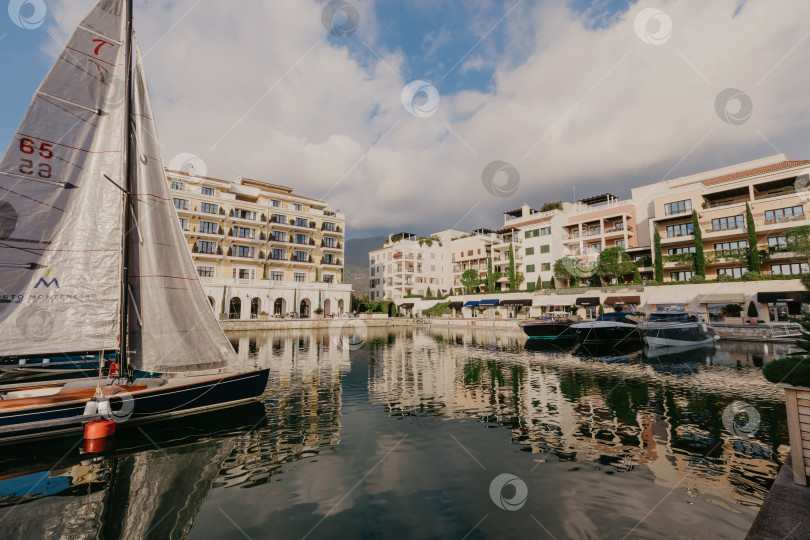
[[0, 0, 268, 441]]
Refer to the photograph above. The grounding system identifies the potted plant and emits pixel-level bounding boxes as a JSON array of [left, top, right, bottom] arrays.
[[494, 310, 502, 320], [517, 307, 529, 320], [314, 306, 324, 319], [723, 303, 744, 325], [747, 301, 759, 324], [258, 310, 269, 320]]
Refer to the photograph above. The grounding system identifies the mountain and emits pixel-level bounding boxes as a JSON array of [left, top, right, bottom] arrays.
[[343, 236, 385, 295]]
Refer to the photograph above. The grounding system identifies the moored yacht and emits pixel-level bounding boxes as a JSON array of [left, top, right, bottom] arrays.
[[519, 312, 579, 340], [640, 311, 717, 348], [571, 312, 642, 344]]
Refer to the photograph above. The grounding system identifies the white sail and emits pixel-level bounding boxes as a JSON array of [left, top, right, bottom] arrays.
[[127, 44, 236, 374], [0, 0, 127, 357]]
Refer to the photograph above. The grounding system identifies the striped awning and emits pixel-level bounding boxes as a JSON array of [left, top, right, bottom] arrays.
[[603, 295, 641, 305], [695, 293, 745, 304]]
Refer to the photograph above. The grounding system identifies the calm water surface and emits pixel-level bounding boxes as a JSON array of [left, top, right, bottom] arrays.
[[0, 327, 796, 539]]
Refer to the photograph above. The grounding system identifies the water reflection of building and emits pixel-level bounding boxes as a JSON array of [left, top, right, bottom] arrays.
[[216, 329, 348, 489], [367, 327, 788, 508]]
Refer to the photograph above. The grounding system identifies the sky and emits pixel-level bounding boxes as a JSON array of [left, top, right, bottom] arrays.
[[0, 0, 809, 239]]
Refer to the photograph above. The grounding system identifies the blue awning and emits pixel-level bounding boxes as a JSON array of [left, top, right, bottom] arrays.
[[463, 301, 480, 307], [479, 299, 500, 306]]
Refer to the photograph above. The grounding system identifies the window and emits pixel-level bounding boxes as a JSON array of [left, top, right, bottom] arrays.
[[323, 274, 335, 283], [201, 187, 215, 196], [272, 231, 286, 242], [178, 217, 189, 230], [293, 203, 302, 211], [717, 267, 746, 278], [272, 199, 281, 207], [272, 214, 287, 224], [171, 181, 186, 191], [768, 236, 788, 252], [271, 248, 285, 260], [714, 240, 747, 251], [294, 250, 308, 261], [293, 272, 306, 282], [198, 241, 217, 254], [670, 271, 693, 282], [234, 227, 254, 239], [527, 283, 535, 291], [588, 226, 601, 236], [323, 237, 336, 247], [616, 240, 625, 248], [323, 254, 337, 264], [664, 199, 691, 216], [270, 271, 284, 281], [771, 263, 810, 275], [765, 205, 804, 224], [295, 217, 309, 227], [665, 223, 693, 238], [711, 215, 744, 231], [173, 198, 188, 210], [233, 209, 256, 220], [668, 246, 695, 255], [525, 247, 534, 255], [196, 266, 215, 277], [232, 268, 254, 279], [525, 229, 539, 239], [526, 265, 535, 273], [323, 222, 336, 231], [540, 245, 550, 254], [295, 233, 309, 244], [201, 202, 218, 214], [540, 227, 551, 236], [200, 220, 218, 234], [542, 263, 551, 271], [235, 245, 253, 258]]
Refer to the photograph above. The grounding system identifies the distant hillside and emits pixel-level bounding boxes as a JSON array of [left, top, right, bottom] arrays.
[[344, 236, 386, 295]]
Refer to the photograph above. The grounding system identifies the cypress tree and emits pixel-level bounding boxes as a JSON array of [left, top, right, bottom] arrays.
[[508, 243, 516, 291], [633, 267, 642, 284], [692, 210, 705, 277], [536, 275, 543, 290], [486, 256, 495, 292], [746, 203, 761, 272], [653, 229, 664, 282]]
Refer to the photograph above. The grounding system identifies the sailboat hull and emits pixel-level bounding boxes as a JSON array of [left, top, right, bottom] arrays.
[[0, 369, 269, 443]]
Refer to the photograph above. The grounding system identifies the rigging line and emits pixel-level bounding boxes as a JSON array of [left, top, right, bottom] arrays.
[[127, 284, 142, 327], [0, 183, 68, 210], [103, 173, 127, 194], [37, 92, 100, 115]]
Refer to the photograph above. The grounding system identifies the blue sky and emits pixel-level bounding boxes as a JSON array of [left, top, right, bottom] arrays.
[[1, 0, 808, 238]]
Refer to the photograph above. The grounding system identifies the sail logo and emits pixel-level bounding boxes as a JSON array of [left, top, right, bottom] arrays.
[[34, 277, 59, 289]]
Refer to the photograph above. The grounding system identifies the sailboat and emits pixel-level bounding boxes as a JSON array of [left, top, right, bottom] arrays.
[[0, 0, 269, 442]]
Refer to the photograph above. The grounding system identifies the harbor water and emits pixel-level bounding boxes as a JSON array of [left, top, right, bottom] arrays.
[[0, 327, 795, 539]]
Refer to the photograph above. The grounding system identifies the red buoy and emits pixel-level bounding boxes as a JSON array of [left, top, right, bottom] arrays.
[[84, 419, 116, 440], [83, 437, 114, 454]]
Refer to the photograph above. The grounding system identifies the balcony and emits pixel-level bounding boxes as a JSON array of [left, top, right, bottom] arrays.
[[290, 254, 314, 264], [267, 253, 288, 261], [321, 257, 341, 266], [269, 217, 292, 227], [321, 241, 342, 250]]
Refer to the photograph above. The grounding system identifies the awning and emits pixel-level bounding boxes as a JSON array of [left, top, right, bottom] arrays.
[[575, 297, 600, 306], [500, 299, 532, 306], [448, 301, 464, 309], [696, 293, 745, 304], [533, 294, 579, 307], [463, 301, 480, 308], [399, 302, 414, 308], [646, 292, 685, 306], [603, 295, 641, 305], [479, 299, 500, 306], [757, 291, 807, 303]]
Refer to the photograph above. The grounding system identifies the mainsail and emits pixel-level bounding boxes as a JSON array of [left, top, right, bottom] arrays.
[[0, 0, 127, 356], [126, 44, 236, 373]]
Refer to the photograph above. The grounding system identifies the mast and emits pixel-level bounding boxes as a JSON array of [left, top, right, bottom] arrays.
[[119, 0, 134, 374]]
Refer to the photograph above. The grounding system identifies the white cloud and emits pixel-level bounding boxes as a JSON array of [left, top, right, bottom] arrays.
[[45, 0, 810, 237]]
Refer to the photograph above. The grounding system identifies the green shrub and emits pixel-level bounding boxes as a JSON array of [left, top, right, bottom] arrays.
[[801, 274, 810, 290], [743, 271, 760, 281], [763, 356, 810, 387], [689, 275, 706, 284], [747, 301, 758, 318], [644, 280, 660, 286], [723, 303, 742, 316], [716, 273, 734, 282]]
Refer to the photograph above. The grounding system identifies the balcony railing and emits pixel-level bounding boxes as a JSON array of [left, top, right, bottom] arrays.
[[764, 214, 805, 225], [290, 255, 314, 263]]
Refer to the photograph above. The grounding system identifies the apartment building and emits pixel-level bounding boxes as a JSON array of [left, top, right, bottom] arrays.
[[167, 168, 351, 319], [369, 230, 462, 301], [634, 155, 810, 282], [501, 204, 571, 290]]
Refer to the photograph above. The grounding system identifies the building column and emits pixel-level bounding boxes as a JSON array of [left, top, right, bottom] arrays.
[[623, 214, 629, 248]]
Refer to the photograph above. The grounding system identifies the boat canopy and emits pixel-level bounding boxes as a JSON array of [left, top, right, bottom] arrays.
[[648, 312, 692, 323], [463, 301, 479, 308], [479, 299, 499, 306], [595, 312, 634, 323]]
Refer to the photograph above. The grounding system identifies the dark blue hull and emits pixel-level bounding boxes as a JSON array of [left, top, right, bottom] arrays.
[[0, 369, 270, 443]]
